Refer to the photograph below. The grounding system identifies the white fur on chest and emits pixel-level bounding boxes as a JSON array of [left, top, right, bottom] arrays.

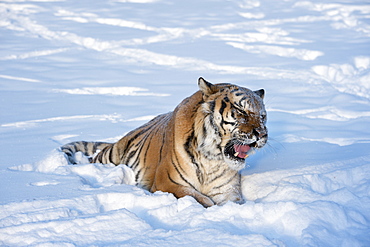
[[197, 157, 242, 205]]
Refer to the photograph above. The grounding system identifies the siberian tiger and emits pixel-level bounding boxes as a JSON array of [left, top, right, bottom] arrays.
[[61, 78, 268, 207]]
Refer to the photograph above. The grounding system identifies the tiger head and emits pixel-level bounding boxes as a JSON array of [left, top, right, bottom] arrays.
[[196, 77, 268, 170]]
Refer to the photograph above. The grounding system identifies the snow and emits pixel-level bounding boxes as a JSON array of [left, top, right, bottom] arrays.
[[0, 0, 369, 246]]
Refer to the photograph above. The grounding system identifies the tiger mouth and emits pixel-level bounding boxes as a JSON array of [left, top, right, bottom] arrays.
[[225, 141, 255, 161]]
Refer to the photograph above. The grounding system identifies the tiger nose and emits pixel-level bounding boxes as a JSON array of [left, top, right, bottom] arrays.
[[253, 128, 267, 139]]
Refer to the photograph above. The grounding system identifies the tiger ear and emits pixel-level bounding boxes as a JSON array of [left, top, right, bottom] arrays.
[[254, 89, 265, 100], [198, 77, 216, 97]]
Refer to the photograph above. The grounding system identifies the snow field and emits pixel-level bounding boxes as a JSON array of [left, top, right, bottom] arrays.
[[1, 0, 370, 246]]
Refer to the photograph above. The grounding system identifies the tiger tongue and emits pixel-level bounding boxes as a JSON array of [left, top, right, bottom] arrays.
[[233, 144, 251, 159]]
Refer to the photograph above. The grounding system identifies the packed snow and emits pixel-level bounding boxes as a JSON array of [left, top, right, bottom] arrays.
[[1, 0, 370, 246]]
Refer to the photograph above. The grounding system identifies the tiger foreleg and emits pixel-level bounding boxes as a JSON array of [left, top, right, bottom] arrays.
[[175, 186, 215, 208], [151, 176, 215, 207], [153, 183, 215, 207], [211, 189, 244, 206]]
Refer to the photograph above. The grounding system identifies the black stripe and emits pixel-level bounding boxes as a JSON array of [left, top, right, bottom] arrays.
[[238, 97, 248, 107], [207, 168, 227, 184], [221, 119, 236, 126], [130, 156, 141, 171], [97, 146, 108, 163], [127, 150, 138, 169], [142, 124, 163, 165], [94, 151, 102, 163], [124, 128, 153, 167], [93, 142, 104, 152], [207, 191, 223, 198], [125, 114, 166, 148], [209, 115, 221, 137], [133, 125, 159, 168], [184, 132, 196, 164], [202, 122, 207, 140], [184, 145, 203, 184], [125, 114, 167, 164], [171, 160, 196, 190], [209, 101, 215, 112], [126, 150, 137, 164], [126, 127, 151, 149], [82, 141, 89, 154], [108, 146, 115, 163], [219, 100, 227, 116], [135, 168, 142, 182], [212, 172, 239, 190], [157, 133, 166, 165], [61, 146, 73, 155], [173, 151, 189, 175], [130, 130, 156, 170], [70, 143, 77, 153], [183, 131, 203, 184], [167, 170, 182, 186]]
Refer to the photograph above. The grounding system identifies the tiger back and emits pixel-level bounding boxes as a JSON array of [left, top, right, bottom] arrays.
[[61, 77, 268, 207]]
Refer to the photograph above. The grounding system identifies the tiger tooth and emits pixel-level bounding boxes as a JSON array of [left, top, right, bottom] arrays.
[[234, 152, 239, 157]]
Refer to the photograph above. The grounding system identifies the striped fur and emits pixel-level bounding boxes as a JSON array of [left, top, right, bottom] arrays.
[[60, 141, 112, 164], [60, 78, 268, 207]]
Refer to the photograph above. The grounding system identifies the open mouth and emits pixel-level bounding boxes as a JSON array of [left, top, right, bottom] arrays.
[[225, 141, 255, 161], [233, 144, 251, 159]]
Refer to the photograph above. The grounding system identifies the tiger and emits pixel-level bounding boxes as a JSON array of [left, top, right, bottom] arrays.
[[61, 77, 268, 207]]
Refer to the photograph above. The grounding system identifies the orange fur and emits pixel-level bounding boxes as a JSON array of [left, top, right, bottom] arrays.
[[61, 78, 268, 207]]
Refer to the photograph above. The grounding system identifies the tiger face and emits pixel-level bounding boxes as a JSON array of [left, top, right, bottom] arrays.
[[198, 78, 268, 170]]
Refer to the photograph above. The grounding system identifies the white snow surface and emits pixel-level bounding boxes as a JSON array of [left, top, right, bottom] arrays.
[[1, 0, 369, 246]]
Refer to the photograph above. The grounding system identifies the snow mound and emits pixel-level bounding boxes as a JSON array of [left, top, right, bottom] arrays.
[[4, 150, 370, 246], [10, 150, 136, 187], [312, 57, 370, 99]]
